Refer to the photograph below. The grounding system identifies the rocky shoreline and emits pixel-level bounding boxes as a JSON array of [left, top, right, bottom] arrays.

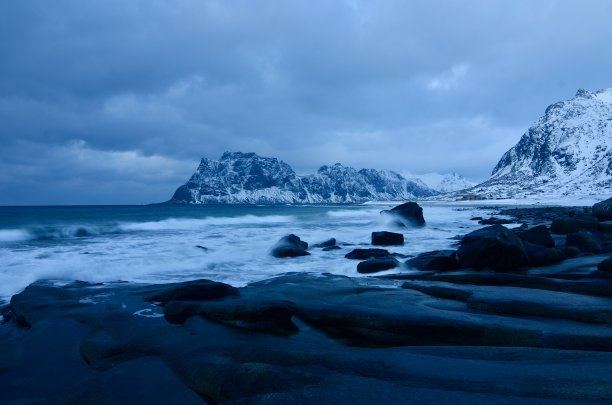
[[1, 198, 612, 403]]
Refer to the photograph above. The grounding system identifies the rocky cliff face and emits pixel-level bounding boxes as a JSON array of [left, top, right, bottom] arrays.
[[169, 152, 438, 204], [471, 87, 612, 198]]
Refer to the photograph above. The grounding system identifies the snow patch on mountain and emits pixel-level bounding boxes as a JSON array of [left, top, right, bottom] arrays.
[[402, 171, 477, 193]]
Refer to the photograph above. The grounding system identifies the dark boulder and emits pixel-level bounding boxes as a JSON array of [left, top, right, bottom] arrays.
[[382, 202, 425, 227], [593, 197, 612, 221], [523, 242, 565, 267], [598, 257, 612, 272], [515, 225, 555, 248], [551, 216, 599, 234], [270, 234, 310, 258], [551, 218, 581, 234], [164, 299, 299, 335], [345, 248, 391, 260], [478, 217, 513, 225], [599, 222, 612, 234], [312, 238, 337, 248], [405, 250, 460, 272], [146, 279, 240, 304], [566, 232, 602, 254], [371, 231, 404, 246], [357, 257, 399, 274], [456, 225, 529, 272], [560, 245, 581, 259]]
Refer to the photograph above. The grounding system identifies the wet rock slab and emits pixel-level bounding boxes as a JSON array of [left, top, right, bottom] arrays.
[[2, 254, 612, 403]]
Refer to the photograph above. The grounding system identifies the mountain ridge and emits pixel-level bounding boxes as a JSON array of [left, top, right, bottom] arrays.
[[168, 152, 439, 204], [465, 87, 612, 199]]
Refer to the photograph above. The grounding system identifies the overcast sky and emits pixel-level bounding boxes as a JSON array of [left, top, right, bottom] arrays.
[[2, 0, 612, 204]]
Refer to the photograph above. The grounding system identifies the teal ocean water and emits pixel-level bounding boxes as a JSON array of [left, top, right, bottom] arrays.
[[0, 203, 496, 303]]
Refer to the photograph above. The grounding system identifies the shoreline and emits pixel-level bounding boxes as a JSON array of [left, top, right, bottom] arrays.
[[1, 201, 612, 403]]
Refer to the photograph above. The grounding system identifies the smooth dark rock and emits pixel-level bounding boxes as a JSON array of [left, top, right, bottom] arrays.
[[470, 217, 484, 221], [145, 279, 239, 304], [164, 299, 299, 335], [312, 238, 337, 248], [598, 258, 612, 272], [322, 245, 342, 251], [566, 232, 602, 254], [560, 245, 581, 258], [345, 248, 391, 260], [357, 257, 399, 274], [382, 202, 425, 227], [456, 225, 529, 272], [478, 217, 513, 225], [599, 222, 612, 234], [371, 231, 404, 246], [551, 218, 581, 234], [523, 242, 565, 267], [271, 234, 310, 258], [515, 225, 555, 248], [593, 197, 612, 221], [405, 250, 460, 272]]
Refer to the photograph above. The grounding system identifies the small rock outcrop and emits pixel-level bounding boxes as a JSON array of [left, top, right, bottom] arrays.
[[345, 248, 391, 260], [270, 234, 310, 258], [382, 202, 426, 227], [515, 225, 556, 248], [593, 197, 612, 221], [598, 257, 612, 272], [371, 231, 404, 246], [357, 257, 399, 274], [456, 225, 529, 272], [405, 250, 461, 272]]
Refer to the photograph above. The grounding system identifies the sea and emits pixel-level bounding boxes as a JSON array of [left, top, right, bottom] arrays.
[[0, 203, 504, 304]]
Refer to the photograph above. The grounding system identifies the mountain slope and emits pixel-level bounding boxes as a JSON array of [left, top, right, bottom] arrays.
[[402, 171, 476, 193], [470, 87, 612, 198], [169, 152, 438, 204]]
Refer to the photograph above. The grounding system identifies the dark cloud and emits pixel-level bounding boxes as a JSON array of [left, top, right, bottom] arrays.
[[1, 0, 612, 204]]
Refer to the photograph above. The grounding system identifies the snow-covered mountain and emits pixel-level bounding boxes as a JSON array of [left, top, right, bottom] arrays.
[[402, 171, 476, 193], [168, 152, 439, 204], [468, 87, 612, 199]]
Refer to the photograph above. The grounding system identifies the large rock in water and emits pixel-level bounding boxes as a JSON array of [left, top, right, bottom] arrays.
[[356, 257, 399, 274], [593, 197, 612, 221], [382, 202, 425, 227], [371, 231, 404, 246], [456, 225, 529, 272], [270, 234, 310, 258]]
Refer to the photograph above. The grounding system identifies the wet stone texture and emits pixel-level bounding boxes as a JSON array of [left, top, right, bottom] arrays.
[[2, 201, 612, 403]]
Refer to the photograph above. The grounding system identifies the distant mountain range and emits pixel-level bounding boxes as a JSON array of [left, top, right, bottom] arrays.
[[466, 87, 612, 199], [168, 152, 441, 204], [167, 87, 611, 204]]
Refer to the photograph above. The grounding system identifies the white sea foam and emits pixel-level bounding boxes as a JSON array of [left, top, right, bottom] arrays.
[[0, 229, 30, 242], [0, 204, 498, 303], [119, 215, 295, 232]]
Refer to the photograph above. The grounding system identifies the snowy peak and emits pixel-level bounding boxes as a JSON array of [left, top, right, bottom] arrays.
[[473, 86, 612, 198], [168, 152, 438, 204], [402, 171, 476, 193]]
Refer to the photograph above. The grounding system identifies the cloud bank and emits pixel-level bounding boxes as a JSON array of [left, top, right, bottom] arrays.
[[1, 0, 612, 203]]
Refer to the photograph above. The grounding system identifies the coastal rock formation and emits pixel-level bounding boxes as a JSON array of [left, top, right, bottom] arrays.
[[270, 234, 310, 258], [467, 87, 612, 198], [168, 152, 438, 204], [456, 225, 529, 272], [371, 231, 404, 246], [594, 197, 612, 220], [381, 201, 426, 227]]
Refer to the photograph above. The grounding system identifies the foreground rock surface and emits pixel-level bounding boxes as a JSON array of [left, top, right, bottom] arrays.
[[2, 253, 612, 403]]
